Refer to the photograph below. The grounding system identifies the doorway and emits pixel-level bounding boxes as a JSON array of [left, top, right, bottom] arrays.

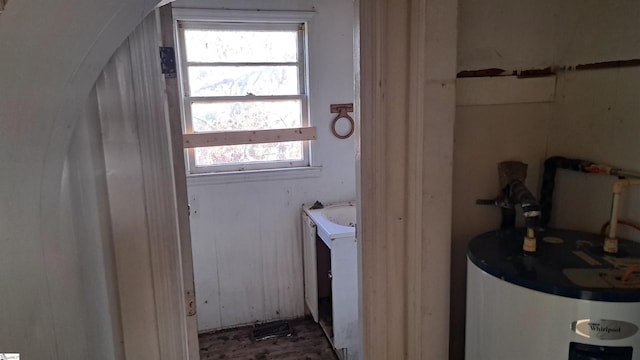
[[154, 0, 458, 358], [159, 1, 359, 357]]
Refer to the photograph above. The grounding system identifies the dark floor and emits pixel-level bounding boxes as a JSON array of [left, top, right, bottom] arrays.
[[199, 318, 339, 360]]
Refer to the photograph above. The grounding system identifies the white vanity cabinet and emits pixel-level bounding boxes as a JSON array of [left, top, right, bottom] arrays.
[[302, 204, 360, 360]]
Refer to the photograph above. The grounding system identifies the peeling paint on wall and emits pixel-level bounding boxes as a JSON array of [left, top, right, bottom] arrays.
[[457, 60, 640, 79], [457, 68, 506, 78], [457, 67, 554, 78], [573, 59, 640, 71]]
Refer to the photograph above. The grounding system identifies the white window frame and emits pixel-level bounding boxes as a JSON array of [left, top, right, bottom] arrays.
[[173, 9, 316, 175]]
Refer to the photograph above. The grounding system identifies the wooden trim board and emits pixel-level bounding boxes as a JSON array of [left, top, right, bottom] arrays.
[[183, 127, 316, 148], [158, 5, 201, 359], [358, 0, 456, 358]]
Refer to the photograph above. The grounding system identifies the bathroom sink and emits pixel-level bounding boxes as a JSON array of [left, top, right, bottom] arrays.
[[304, 202, 356, 244], [322, 204, 356, 227]]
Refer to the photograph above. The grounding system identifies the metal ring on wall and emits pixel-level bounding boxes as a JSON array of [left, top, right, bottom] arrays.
[[331, 112, 355, 139]]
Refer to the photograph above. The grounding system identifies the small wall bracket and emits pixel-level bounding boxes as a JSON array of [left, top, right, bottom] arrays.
[[330, 103, 355, 139]]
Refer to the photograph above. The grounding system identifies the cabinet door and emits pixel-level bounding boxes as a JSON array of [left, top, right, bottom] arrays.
[[330, 237, 359, 352], [302, 212, 319, 322]]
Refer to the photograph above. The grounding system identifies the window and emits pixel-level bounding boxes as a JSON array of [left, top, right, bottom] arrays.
[[175, 14, 315, 174]]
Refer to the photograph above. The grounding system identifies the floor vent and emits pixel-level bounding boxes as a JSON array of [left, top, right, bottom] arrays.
[[251, 321, 294, 342]]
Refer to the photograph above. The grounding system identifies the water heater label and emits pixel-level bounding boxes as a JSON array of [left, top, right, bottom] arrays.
[[572, 319, 638, 340]]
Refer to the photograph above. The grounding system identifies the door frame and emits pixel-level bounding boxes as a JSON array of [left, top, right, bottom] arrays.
[[357, 0, 456, 358], [147, 0, 458, 358]]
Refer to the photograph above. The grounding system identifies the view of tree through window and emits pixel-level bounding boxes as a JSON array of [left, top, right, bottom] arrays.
[[0, 354, 20, 360], [178, 22, 308, 172]]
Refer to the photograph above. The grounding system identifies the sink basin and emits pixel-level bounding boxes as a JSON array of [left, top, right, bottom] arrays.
[[304, 202, 356, 244], [322, 204, 356, 227]]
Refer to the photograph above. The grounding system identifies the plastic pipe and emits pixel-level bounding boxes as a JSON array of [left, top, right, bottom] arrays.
[[523, 227, 536, 253], [604, 179, 640, 254], [539, 156, 640, 228], [611, 169, 640, 180]]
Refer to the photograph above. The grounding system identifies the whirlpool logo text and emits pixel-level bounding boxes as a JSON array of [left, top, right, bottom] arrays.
[[572, 319, 638, 340]]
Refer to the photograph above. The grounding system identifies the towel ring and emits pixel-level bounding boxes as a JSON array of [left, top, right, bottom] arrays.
[[331, 112, 355, 139]]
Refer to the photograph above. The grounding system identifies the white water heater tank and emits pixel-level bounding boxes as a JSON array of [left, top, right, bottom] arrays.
[[466, 228, 640, 360]]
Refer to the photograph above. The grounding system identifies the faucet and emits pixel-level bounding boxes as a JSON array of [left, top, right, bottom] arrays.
[[477, 161, 542, 252]]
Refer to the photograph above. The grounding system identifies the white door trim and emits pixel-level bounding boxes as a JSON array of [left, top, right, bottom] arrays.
[[157, 5, 201, 358], [357, 0, 456, 358]]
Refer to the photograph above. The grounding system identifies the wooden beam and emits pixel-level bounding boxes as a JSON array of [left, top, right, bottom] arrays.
[[182, 127, 316, 148]]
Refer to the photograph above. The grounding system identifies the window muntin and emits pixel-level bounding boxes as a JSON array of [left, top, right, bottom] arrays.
[[177, 21, 309, 173]]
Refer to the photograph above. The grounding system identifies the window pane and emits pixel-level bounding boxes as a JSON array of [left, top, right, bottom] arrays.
[[184, 29, 298, 63], [188, 66, 299, 97], [194, 141, 303, 167], [191, 100, 302, 132]]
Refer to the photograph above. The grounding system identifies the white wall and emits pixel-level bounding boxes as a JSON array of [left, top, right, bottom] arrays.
[[458, 0, 640, 72], [453, 2, 640, 359], [60, 91, 124, 359], [173, 0, 357, 331], [26, 90, 123, 360]]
